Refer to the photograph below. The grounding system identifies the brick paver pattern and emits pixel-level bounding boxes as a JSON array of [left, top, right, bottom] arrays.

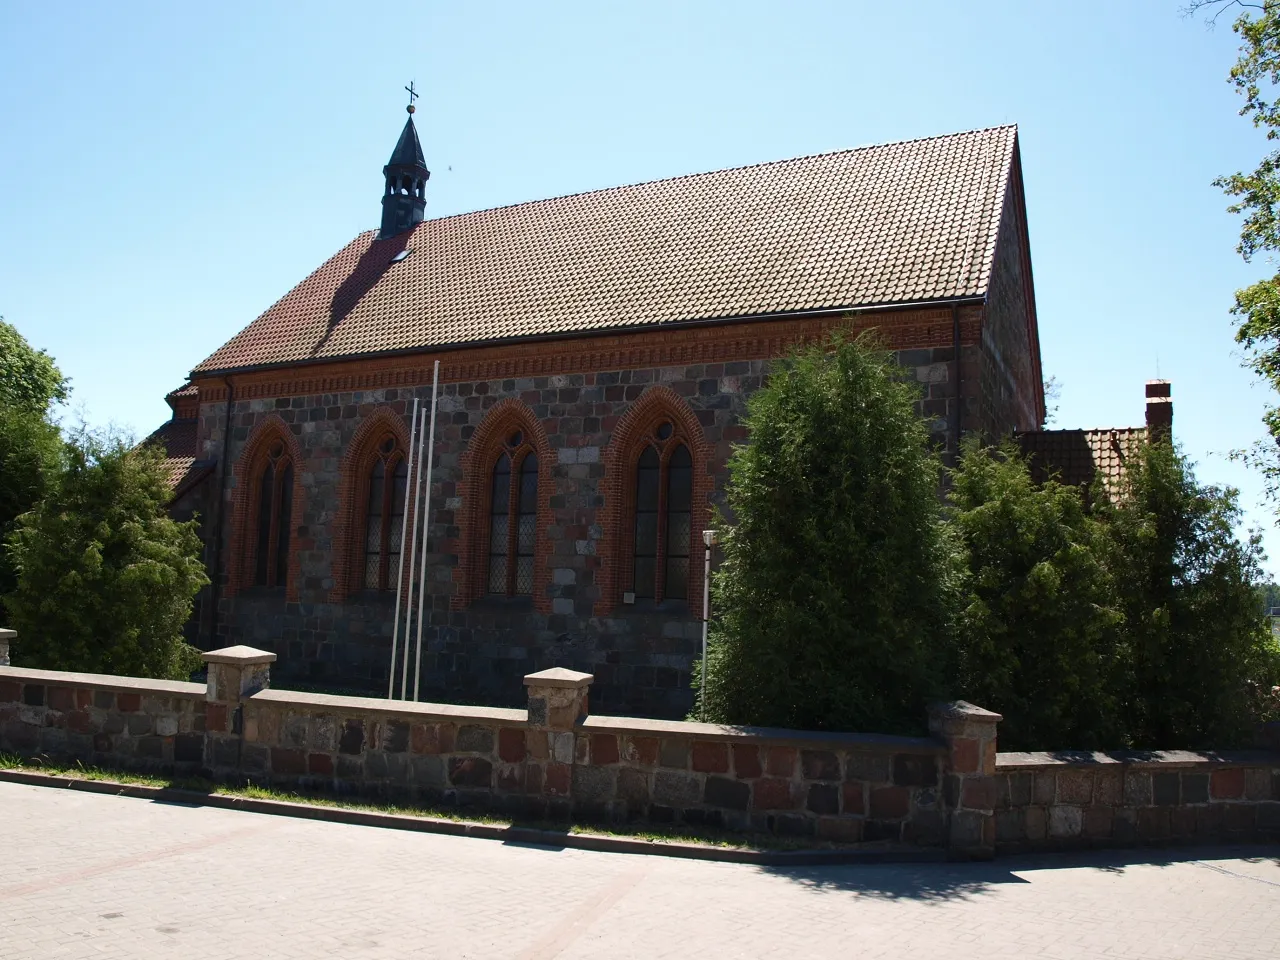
[[1, 781, 1277, 959]]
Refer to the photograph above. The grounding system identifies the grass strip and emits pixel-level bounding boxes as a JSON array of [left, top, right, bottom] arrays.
[[0, 752, 840, 852]]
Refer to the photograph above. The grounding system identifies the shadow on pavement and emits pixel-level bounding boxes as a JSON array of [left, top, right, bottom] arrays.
[[762, 844, 1280, 901]]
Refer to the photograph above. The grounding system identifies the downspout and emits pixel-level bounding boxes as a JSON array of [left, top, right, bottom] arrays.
[[207, 375, 234, 648], [951, 303, 962, 464]]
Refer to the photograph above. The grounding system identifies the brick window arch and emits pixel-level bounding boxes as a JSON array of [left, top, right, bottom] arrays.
[[454, 400, 555, 612], [597, 387, 713, 615], [329, 407, 414, 603], [227, 415, 306, 601]]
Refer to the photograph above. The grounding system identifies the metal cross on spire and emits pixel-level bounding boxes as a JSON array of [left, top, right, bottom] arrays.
[[405, 80, 419, 114]]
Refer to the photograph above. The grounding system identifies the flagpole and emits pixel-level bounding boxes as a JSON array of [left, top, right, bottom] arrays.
[[387, 398, 419, 700], [400, 404, 428, 700], [413, 360, 441, 701]]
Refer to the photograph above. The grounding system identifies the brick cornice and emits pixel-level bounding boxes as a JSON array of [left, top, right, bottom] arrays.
[[191, 307, 983, 403]]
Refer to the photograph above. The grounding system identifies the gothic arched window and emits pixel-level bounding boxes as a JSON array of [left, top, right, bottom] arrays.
[[363, 436, 409, 591], [632, 421, 693, 601], [487, 431, 538, 597], [254, 440, 294, 588]]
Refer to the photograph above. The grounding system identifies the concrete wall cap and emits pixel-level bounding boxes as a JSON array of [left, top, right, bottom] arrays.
[[523, 667, 594, 688], [997, 748, 1280, 770], [249, 687, 527, 724], [202, 645, 278, 666], [928, 700, 1003, 722], [0, 665, 204, 698], [0, 628, 15, 641], [582, 714, 945, 753]]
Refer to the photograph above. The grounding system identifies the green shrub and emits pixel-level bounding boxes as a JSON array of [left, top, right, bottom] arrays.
[[1097, 440, 1280, 749], [4, 428, 208, 680], [948, 440, 1122, 750], [696, 332, 958, 733]]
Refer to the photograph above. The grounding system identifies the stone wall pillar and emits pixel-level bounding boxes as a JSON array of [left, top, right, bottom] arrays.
[[0, 628, 13, 667], [202, 645, 276, 778], [929, 700, 1002, 860], [523, 667, 593, 816]]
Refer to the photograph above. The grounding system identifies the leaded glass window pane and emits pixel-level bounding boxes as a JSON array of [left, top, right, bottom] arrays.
[[388, 458, 408, 559], [633, 445, 660, 597], [517, 513, 536, 555], [634, 558, 655, 599], [636, 446, 660, 509], [519, 454, 538, 512], [488, 556, 507, 594], [664, 444, 692, 600], [515, 556, 534, 596], [488, 454, 511, 594], [665, 557, 690, 600], [275, 463, 293, 587], [255, 462, 275, 586]]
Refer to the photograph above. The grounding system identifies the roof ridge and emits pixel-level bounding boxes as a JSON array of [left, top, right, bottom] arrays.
[[1019, 426, 1147, 436], [410, 124, 1020, 229]]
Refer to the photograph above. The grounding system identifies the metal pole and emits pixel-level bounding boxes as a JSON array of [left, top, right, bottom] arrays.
[[388, 398, 419, 700], [413, 360, 441, 701], [400, 404, 428, 700], [700, 528, 716, 721]]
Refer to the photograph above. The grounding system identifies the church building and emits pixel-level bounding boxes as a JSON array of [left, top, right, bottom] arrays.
[[153, 104, 1045, 719]]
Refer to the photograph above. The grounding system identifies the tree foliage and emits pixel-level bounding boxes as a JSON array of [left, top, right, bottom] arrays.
[[4, 429, 208, 680], [696, 333, 957, 734], [0, 408, 63, 623], [1191, 1, 1280, 506], [0, 318, 67, 623], [949, 440, 1122, 751], [0, 317, 68, 413], [1095, 438, 1280, 749], [950, 437, 1280, 750]]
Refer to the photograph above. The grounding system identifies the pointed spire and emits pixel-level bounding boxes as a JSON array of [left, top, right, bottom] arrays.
[[379, 84, 431, 239], [389, 116, 426, 168]]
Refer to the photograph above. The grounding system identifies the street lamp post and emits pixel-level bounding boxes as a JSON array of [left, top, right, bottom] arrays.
[[700, 528, 717, 721]]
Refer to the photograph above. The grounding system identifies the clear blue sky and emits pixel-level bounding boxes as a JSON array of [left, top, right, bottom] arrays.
[[2, 1, 1277, 571]]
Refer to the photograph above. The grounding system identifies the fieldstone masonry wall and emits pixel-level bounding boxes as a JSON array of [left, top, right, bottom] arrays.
[[6, 637, 1275, 858], [200, 318, 1011, 720], [992, 751, 1280, 852]]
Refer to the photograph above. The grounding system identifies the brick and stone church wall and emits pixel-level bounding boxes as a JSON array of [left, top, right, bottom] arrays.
[[193, 308, 1017, 719], [976, 155, 1042, 439]]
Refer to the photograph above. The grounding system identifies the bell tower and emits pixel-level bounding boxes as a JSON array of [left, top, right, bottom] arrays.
[[380, 82, 430, 239]]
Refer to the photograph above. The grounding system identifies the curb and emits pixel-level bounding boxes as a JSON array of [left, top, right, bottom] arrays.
[[0, 768, 942, 867]]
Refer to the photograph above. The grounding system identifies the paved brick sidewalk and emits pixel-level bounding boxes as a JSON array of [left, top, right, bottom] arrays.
[[2, 780, 1278, 959]]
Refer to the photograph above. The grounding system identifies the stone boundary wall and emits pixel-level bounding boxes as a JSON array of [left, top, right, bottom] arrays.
[[2, 638, 1279, 859], [0, 665, 206, 774], [991, 752, 1280, 852]]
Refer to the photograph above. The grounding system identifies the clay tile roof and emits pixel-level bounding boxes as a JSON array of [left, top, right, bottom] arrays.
[[1017, 427, 1147, 498], [194, 124, 1019, 374], [141, 418, 203, 492]]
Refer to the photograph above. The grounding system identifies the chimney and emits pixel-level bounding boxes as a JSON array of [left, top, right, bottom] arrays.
[[1145, 380, 1172, 441]]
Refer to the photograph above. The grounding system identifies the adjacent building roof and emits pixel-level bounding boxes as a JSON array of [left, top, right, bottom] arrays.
[[194, 125, 1020, 374], [1017, 427, 1147, 497], [142, 417, 211, 498]]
